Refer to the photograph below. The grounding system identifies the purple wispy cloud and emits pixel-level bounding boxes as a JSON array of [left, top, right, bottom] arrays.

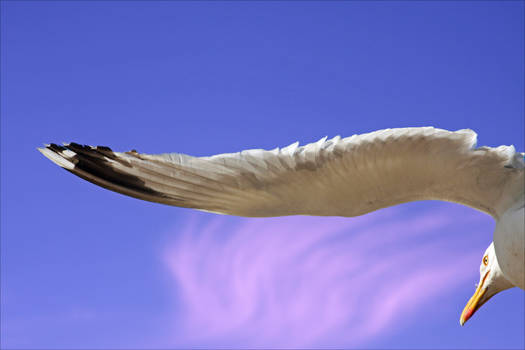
[[162, 203, 489, 348]]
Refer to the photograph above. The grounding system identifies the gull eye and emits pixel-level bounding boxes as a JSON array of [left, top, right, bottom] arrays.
[[483, 255, 489, 266]]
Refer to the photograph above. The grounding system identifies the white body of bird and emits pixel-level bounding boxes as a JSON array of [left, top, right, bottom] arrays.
[[495, 203, 524, 289]]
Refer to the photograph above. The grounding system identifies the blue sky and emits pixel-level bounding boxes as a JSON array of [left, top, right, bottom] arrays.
[[1, 1, 523, 349]]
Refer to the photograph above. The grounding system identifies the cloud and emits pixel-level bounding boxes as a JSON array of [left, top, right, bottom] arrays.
[[162, 203, 488, 348]]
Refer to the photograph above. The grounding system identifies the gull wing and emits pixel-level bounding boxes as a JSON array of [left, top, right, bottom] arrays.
[[39, 127, 524, 219]]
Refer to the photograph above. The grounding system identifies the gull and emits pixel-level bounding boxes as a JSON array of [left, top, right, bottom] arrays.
[[38, 127, 524, 325]]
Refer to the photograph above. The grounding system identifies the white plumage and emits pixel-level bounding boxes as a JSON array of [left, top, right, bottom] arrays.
[[39, 127, 524, 324]]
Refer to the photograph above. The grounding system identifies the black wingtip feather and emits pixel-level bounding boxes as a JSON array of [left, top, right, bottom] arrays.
[[48, 143, 67, 152], [44, 142, 170, 201], [96, 145, 113, 152]]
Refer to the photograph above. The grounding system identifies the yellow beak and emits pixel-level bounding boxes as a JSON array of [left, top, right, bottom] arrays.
[[460, 270, 490, 326]]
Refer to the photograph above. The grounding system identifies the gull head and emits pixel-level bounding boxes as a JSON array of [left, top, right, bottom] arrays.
[[459, 242, 513, 326]]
